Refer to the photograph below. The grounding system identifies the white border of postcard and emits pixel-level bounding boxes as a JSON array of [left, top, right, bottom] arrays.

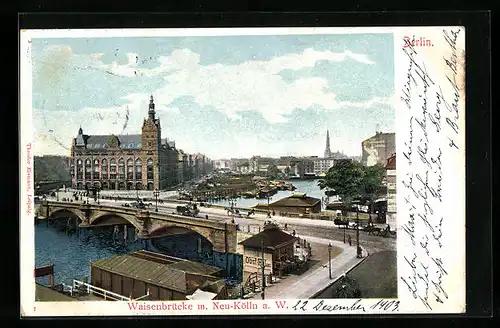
[[20, 26, 465, 316]]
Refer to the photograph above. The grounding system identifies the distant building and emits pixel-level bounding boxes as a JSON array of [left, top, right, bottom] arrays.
[[213, 159, 232, 171], [324, 129, 332, 158], [250, 156, 275, 174], [361, 132, 396, 166], [385, 153, 397, 228], [313, 158, 337, 176]]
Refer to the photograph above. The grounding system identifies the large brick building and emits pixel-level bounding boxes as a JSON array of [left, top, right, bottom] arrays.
[[70, 95, 180, 191], [361, 131, 396, 166]]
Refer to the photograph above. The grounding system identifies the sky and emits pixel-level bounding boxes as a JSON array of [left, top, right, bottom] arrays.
[[30, 32, 395, 159]]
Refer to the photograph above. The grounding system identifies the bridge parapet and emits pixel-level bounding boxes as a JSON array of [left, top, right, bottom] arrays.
[[41, 200, 238, 253]]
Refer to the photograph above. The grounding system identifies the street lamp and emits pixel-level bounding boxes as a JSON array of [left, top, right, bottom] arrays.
[[267, 193, 271, 217], [261, 239, 266, 300], [135, 184, 139, 201], [328, 243, 332, 279], [56, 186, 59, 201], [153, 188, 160, 212], [95, 186, 101, 204], [356, 205, 362, 258], [343, 218, 346, 244]]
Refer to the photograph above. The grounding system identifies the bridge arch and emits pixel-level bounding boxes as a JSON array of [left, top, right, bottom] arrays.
[[148, 225, 212, 244], [49, 208, 85, 222], [148, 226, 214, 261], [89, 213, 143, 231]]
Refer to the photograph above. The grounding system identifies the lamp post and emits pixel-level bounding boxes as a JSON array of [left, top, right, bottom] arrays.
[[135, 185, 139, 201], [356, 205, 362, 258], [328, 243, 332, 279], [153, 188, 160, 212], [96, 186, 101, 204], [261, 239, 266, 300], [267, 193, 271, 217], [343, 218, 346, 244], [56, 186, 59, 201]]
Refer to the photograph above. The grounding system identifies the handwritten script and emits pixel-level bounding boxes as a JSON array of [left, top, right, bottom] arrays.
[[400, 28, 462, 310]]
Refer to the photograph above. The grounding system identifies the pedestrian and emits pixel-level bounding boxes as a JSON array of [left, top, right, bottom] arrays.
[[348, 235, 352, 246], [284, 223, 288, 230], [292, 229, 296, 236]]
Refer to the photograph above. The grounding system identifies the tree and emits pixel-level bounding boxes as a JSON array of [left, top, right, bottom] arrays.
[[360, 164, 387, 213], [318, 160, 385, 213], [266, 164, 282, 180], [318, 160, 365, 206]]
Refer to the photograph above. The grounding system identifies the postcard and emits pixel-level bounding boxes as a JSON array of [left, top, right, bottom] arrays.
[[19, 26, 465, 316]]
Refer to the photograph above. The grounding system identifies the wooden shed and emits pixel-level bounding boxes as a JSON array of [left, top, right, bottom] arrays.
[[254, 193, 322, 215], [90, 250, 225, 300]]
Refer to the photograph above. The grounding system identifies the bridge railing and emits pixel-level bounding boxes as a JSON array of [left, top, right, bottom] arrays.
[[43, 200, 235, 229], [72, 280, 131, 301]]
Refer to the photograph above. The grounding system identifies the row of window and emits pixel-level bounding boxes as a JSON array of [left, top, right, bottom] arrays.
[[76, 158, 153, 166], [72, 158, 154, 180]]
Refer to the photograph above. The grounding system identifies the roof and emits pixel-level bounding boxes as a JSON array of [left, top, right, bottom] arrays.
[[239, 228, 297, 250], [77, 134, 142, 151], [269, 194, 321, 208], [363, 132, 395, 144], [91, 254, 188, 293], [168, 259, 222, 276], [91, 251, 222, 293], [385, 153, 396, 169], [186, 289, 217, 300]]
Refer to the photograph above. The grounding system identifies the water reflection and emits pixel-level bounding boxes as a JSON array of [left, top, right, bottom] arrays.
[[35, 220, 142, 285]]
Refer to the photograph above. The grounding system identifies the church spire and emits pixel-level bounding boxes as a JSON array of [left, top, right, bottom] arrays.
[[148, 94, 156, 120], [324, 129, 332, 158]]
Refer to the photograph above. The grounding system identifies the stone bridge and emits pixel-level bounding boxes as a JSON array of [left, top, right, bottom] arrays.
[[38, 200, 237, 253]]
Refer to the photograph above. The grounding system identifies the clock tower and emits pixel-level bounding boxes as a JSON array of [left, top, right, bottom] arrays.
[[141, 95, 162, 189]]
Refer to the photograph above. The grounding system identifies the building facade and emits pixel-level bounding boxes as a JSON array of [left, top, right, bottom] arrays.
[[71, 96, 181, 191], [361, 131, 396, 166], [385, 153, 397, 229], [313, 158, 337, 176]]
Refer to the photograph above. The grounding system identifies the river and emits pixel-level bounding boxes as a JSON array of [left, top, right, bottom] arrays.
[[209, 179, 335, 209], [35, 221, 228, 286]]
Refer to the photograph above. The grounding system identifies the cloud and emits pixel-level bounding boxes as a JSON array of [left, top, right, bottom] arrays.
[[79, 47, 383, 123], [31, 42, 393, 158]]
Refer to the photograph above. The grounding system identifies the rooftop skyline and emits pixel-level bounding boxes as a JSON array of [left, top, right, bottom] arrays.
[[30, 32, 395, 158]]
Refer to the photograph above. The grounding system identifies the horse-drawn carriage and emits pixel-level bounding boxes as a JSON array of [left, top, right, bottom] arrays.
[[363, 224, 396, 237], [176, 203, 200, 217]]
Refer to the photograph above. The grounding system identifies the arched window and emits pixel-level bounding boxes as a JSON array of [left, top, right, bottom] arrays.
[[127, 158, 134, 180], [93, 159, 100, 179], [85, 158, 91, 180], [109, 159, 117, 180], [135, 158, 142, 180], [101, 159, 108, 180], [147, 158, 154, 180], [118, 158, 125, 180], [76, 159, 83, 180]]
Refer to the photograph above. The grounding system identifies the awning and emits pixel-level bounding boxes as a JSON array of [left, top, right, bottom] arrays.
[[375, 198, 387, 203]]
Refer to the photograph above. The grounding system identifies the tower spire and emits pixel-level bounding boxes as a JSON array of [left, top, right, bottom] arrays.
[[324, 129, 331, 158], [148, 94, 156, 120]]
